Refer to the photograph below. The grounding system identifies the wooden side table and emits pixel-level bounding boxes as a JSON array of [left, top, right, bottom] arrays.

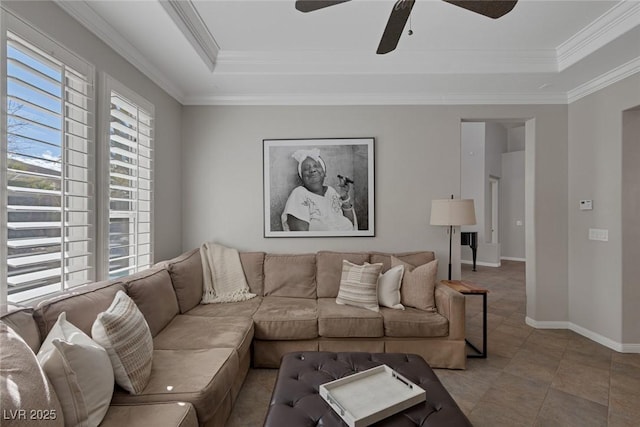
[[441, 280, 489, 358]]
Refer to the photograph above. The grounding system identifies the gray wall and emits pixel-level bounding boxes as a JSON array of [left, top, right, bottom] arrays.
[[568, 73, 640, 346], [622, 108, 640, 345], [501, 151, 526, 260], [3, 1, 184, 263], [181, 104, 569, 324]]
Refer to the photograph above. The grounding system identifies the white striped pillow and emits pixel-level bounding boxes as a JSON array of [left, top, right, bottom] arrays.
[[92, 291, 153, 394], [336, 260, 383, 312]]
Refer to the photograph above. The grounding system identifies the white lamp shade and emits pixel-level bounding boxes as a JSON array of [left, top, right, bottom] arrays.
[[430, 199, 477, 226]]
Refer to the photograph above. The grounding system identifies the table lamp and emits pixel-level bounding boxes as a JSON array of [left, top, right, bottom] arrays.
[[430, 196, 477, 280]]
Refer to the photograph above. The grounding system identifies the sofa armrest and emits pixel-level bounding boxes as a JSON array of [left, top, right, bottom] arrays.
[[434, 282, 465, 340]]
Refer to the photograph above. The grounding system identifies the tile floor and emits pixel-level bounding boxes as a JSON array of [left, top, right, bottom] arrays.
[[227, 261, 640, 426]]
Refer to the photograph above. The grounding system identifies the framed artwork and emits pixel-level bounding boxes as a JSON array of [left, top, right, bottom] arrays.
[[263, 138, 375, 237]]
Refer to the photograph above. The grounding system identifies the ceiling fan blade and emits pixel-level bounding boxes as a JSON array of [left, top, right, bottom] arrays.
[[443, 0, 518, 19], [377, 0, 415, 54], [295, 0, 352, 13]]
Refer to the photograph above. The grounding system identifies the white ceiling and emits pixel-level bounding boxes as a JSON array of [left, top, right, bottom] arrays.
[[56, 0, 640, 105]]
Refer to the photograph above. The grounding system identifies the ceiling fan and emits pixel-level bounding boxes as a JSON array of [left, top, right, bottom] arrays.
[[295, 0, 518, 54]]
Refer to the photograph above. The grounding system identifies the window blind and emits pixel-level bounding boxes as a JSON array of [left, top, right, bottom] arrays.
[[107, 89, 153, 278], [4, 30, 94, 301]]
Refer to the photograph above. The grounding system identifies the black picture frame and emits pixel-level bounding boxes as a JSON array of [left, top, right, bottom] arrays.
[[263, 138, 375, 237]]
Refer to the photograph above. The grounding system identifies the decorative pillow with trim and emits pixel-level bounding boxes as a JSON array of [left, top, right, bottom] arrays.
[[391, 257, 439, 312], [377, 264, 405, 310], [336, 260, 383, 312], [37, 312, 114, 427], [92, 291, 153, 395]]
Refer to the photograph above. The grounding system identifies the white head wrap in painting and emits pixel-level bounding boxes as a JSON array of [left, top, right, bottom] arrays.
[[292, 148, 326, 178]]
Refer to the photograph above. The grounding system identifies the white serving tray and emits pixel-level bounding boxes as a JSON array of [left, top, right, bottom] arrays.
[[319, 364, 426, 427]]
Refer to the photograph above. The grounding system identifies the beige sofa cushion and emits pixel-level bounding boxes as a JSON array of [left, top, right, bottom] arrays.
[[111, 348, 239, 425], [253, 297, 318, 340], [185, 297, 262, 318], [381, 307, 449, 337], [263, 254, 316, 298], [370, 251, 436, 273], [100, 403, 198, 427], [0, 304, 41, 353], [317, 298, 383, 338], [153, 315, 254, 357], [392, 257, 439, 312], [316, 251, 370, 298], [166, 248, 203, 314], [33, 280, 124, 338], [239, 252, 266, 295], [0, 323, 64, 427], [335, 260, 383, 312], [92, 291, 153, 395], [124, 268, 180, 337], [37, 313, 114, 427]]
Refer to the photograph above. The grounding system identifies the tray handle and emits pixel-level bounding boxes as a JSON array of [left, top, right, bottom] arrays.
[[326, 392, 347, 416], [392, 372, 414, 390]]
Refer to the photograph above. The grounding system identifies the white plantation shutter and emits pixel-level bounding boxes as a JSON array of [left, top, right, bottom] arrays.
[[2, 15, 95, 302], [105, 78, 154, 279]]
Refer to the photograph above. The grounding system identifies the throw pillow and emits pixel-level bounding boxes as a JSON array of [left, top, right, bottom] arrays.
[[1, 322, 64, 427], [336, 260, 383, 312], [377, 264, 405, 310], [92, 291, 153, 395], [36, 312, 114, 427], [391, 257, 439, 312]]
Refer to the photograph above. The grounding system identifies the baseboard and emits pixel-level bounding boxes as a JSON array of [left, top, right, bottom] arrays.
[[461, 260, 501, 268], [500, 256, 526, 262], [526, 317, 640, 353]]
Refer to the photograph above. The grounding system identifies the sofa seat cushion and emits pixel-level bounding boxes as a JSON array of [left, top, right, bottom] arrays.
[[111, 348, 239, 425], [101, 403, 198, 427], [317, 298, 383, 338], [381, 307, 449, 337], [185, 297, 262, 318], [153, 315, 254, 357], [253, 297, 318, 340]]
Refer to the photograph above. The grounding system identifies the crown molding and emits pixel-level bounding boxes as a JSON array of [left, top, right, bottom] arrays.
[[184, 91, 568, 106], [159, 0, 219, 72], [215, 48, 557, 75], [567, 57, 640, 103], [53, 0, 185, 103], [557, 1, 640, 71]]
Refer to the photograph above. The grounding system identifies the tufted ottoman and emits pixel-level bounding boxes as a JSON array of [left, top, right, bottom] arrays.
[[263, 352, 472, 427]]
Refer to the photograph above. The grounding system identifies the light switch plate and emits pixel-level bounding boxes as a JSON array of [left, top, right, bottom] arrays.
[[580, 200, 593, 210], [589, 228, 608, 241]]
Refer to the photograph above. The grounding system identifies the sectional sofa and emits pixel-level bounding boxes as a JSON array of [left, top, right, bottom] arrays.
[[0, 248, 466, 427]]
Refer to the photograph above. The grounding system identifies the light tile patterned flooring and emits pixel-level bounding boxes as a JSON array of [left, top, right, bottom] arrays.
[[228, 261, 640, 426]]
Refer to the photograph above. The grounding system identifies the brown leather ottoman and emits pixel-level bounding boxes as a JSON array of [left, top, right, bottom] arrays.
[[263, 352, 472, 427]]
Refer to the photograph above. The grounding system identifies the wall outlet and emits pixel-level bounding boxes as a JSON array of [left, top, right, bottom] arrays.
[[588, 228, 608, 241], [516, 220, 523, 226], [580, 200, 593, 210]]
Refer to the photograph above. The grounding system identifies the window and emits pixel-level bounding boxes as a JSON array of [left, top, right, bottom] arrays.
[[101, 76, 154, 279], [1, 11, 95, 303]]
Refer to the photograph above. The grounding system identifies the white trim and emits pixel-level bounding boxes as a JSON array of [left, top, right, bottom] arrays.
[[501, 256, 526, 262], [160, 0, 219, 72], [0, 8, 8, 306], [185, 92, 569, 106], [461, 260, 501, 268], [567, 57, 640, 104], [556, 2, 640, 71], [52, 0, 185, 103], [526, 318, 640, 354]]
